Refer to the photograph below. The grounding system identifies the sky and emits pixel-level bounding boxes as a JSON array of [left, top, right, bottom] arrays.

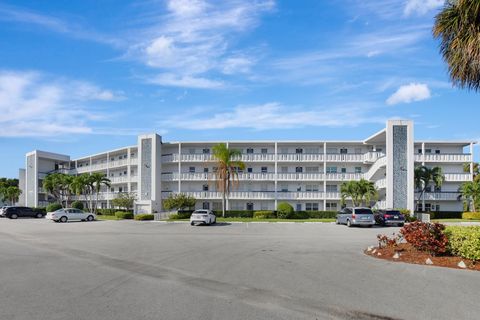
[[0, 0, 478, 178]]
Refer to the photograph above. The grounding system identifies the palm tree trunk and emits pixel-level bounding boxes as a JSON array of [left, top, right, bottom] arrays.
[[222, 190, 226, 218]]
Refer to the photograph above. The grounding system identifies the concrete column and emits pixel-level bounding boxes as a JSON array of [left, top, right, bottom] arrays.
[[226, 142, 229, 211], [127, 147, 131, 193], [470, 143, 474, 180], [421, 142, 425, 212], [274, 142, 278, 210], [106, 152, 110, 208], [323, 142, 327, 211], [178, 143, 182, 193]]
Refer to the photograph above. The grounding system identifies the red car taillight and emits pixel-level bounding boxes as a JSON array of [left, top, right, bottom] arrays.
[[352, 213, 356, 219]]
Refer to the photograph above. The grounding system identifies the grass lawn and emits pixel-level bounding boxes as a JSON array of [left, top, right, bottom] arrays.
[[166, 218, 335, 223], [432, 219, 480, 223], [97, 215, 121, 220]]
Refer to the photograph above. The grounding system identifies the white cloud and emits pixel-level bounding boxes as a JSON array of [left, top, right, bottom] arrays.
[[386, 83, 431, 105], [147, 73, 224, 89], [0, 70, 123, 137], [160, 102, 386, 130], [128, 0, 275, 88], [404, 0, 443, 16]]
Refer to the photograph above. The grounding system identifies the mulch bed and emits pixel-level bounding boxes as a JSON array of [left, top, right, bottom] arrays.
[[365, 243, 480, 271]]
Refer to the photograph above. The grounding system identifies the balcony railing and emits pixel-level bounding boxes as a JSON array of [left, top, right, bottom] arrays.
[[109, 176, 130, 184], [162, 172, 364, 181], [375, 178, 386, 189], [415, 192, 462, 201], [444, 173, 472, 182], [415, 153, 472, 163], [162, 191, 342, 200]]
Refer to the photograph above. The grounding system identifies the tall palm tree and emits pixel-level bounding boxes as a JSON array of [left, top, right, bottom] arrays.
[[340, 181, 361, 207], [89, 173, 111, 214], [43, 173, 72, 207], [433, 0, 480, 91], [211, 143, 245, 217], [5, 186, 22, 205], [460, 181, 480, 212], [69, 174, 91, 210], [463, 162, 479, 182], [357, 179, 378, 207], [414, 166, 445, 211]]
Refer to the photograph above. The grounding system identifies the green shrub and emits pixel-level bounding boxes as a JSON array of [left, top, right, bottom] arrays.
[[32, 207, 46, 214], [97, 209, 117, 216], [306, 211, 337, 219], [177, 210, 193, 219], [287, 211, 309, 219], [433, 211, 463, 219], [212, 210, 254, 218], [427, 212, 435, 220], [115, 211, 134, 219], [405, 215, 417, 222], [445, 226, 480, 261], [134, 214, 154, 221], [71, 201, 84, 210], [253, 211, 276, 219], [277, 202, 294, 219], [462, 212, 480, 220], [398, 208, 411, 215], [46, 203, 62, 213]]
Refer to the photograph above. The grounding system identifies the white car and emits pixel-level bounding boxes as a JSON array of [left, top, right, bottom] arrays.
[[46, 208, 96, 223], [0, 206, 11, 217], [190, 209, 216, 226]]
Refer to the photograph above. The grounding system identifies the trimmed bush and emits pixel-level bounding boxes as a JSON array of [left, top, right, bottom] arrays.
[[32, 207, 46, 215], [253, 211, 276, 219], [462, 212, 480, 220], [433, 211, 463, 219], [445, 226, 480, 261], [177, 210, 193, 219], [405, 215, 417, 222], [46, 203, 62, 213], [427, 212, 435, 220], [277, 202, 294, 219], [306, 211, 337, 219], [400, 222, 448, 255], [134, 214, 154, 221], [71, 201, 84, 210], [213, 210, 254, 218], [115, 211, 134, 219], [287, 210, 309, 219]]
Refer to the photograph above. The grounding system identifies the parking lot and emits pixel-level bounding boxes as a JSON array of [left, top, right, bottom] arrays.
[[1, 219, 479, 320]]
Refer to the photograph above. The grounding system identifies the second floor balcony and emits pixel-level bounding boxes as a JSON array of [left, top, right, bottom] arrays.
[[415, 153, 472, 163]]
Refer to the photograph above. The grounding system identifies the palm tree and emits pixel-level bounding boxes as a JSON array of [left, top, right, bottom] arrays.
[[414, 166, 445, 211], [211, 143, 245, 217], [5, 186, 22, 205], [340, 180, 361, 207], [69, 174, 91, 210], [43, 173, 72, 207], [89, 173, 111, 213], [433, 0, 480, 91], [460, 181, 480, 212], [357, 179, 378, 207], [463, 162, 479, 182]]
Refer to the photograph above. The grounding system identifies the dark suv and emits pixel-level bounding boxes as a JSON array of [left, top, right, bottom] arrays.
[[374, 209, 405, 227], [2, 207, 44, 219]]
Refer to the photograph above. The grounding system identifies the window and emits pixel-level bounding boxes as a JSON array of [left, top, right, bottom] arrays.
[[354, 148, 362, 154], [295, 167, 303, 173], [124, 171, 127, 175], [261, 148, 268, 154], [341, 167, 347, 173], [246, 203, 254, 211], [434, 186, 441, 192], [296, 185, 302, 191], [306, 203, 319, 211], [306, 166, 319, 173], [435, 149, 440, 154], [340, 148, 348, 154], [110, 173, 114, 177], [213, 167, 218, 172], [202, 184, 209, 191], [131, 153, 136, 157], [326, 185, 337, 192], [189, 167, 195, 173], [326, 167, 337, 173], [119, 187, 123, 193], [425, 149, 432, 154], [202, 148, 210, 154], [305, 147, 319, 154], [202, 202, 210, 209], [280, 185, 288, 192], [296, 203, 302, 211], [296, 148, 303, 154], [188, 148, 195, 154], [326, 148, 337, 153], [424, 203, 431, 212], [261, 202, 268, 210], [119, 172, 122, 176], [425, 185, 432, 192], [280, 147, 288, 154], [281, 166, 288, 173], [246, 148, 254, 154], [204, 167, 209, 173], [261, 167, 268, 173], [306, 184, 319, 192], [247, 167, 253, 173], [119, 155, 123, 159], [355, 167, 362, 173], [111, 157, 115, 161], [418, 149, 422, 154]]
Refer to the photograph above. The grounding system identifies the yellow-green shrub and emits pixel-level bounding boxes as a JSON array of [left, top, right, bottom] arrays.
[[462, 212, 480, 220], [253, 211, 276, 219], [445, 226, 480, 261], [134, 214, 154, 221]]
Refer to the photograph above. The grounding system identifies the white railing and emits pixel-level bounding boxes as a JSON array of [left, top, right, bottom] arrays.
[[235, 154, 276, 162], [277, 173, 325, 180], [415, 192, 461, 201], [162, 172, 364, 181], [325, 173, 363, 181], [363, 152, 385, 163], [325, 153, 364, 162], [363, 156, 387, 180], [109, 176, 129, 184], [129, 158, 138, 165], [277, 154, 324, 162], [444, 173, 472, 182], [414, 153, 472, 163], [375, 178, 386, 189], [109, 159, 129, 168], [163, 191, 341, 200], [373, 200, 387, 209]]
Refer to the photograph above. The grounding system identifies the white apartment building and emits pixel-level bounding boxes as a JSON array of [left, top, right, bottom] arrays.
[[19, 120, 475, 213]]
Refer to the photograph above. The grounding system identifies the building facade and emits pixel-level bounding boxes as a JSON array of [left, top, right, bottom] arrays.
[[20, 120, 475, 213]]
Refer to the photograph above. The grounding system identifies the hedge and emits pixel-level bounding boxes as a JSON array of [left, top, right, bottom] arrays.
[[305, 211, 337, 219], [134, 214, 154, 221], [253, 211, 276, 219], [462, 212, 480, 220], [445, 226, 480, 261], [115, 211, 134, 219], [213, 210, 254, 218], [71, 201, 84, 210], [277, 202, 294, 219], [46, 203, 62, 213], [433, 211, 463, 219], [33, 207, 46, 214]]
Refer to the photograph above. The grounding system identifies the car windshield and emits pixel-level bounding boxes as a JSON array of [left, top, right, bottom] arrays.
[[385, 211, 401, 215], [355, 209, 373, 215], [54, 209, 64, 213], [193, 211, 207, 214]]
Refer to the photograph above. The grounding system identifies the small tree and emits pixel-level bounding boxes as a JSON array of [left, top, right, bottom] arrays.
[[111, 192, 136, 212], [4, 186, 22, 205], [414, 166, 444, 211], [163, 193, 196, 211], [460, 181, 480, 213], [277, 202, 294, 219]]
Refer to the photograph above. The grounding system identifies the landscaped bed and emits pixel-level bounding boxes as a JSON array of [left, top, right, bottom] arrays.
[[365, 222, 480, 271]]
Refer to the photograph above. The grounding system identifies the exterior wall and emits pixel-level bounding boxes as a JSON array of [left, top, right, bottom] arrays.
[[18, 169, 26, 206]]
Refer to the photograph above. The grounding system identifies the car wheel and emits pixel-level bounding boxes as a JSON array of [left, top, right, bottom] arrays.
[[60, 216, 68, 223], [190, 222, 194, 226], [398, 223, 404, 227], [367, 224, 373, 228], [212, 218, 216, 224], [9, 213, 18, 219], [335, 219, 340, 225], [87, 215, 94, 221], [36, 213, 44, 218], [346, 219, 352, 227]]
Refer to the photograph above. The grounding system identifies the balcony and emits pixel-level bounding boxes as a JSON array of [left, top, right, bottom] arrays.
[[415, 192, 462, 201], [162, 172, 363, 181], [375, 178, 386, 189], [444, 173, 472, 182], [277, 173, 324, 181], [277, 154, 324, 162], [277, 191, 340, 200], [162, 191, 341, 200], [415, 153, 472, 163], [109, 176, 130, 184]]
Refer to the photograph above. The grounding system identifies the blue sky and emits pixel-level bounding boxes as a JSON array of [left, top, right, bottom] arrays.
[[0, 0, 478, 178]]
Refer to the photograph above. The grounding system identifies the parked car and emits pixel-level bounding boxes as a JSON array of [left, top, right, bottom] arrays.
[[1, 207, 44, 219], [45, 208, 96, 223], [0, 206, 12, 217], [336, 207, 375, 227], [374, 209, 405, 227], [190, 209, 216, 226]]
